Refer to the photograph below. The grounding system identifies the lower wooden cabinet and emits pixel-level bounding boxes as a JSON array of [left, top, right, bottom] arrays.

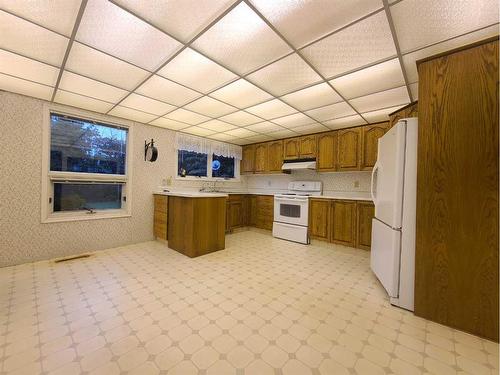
[[309, 199, 330, 241], [331, 200, 357, 247], [153, 195, 168, 240], [225, 194, 273, 232], [356, 202, 375, 250], [255, 195, 274, 230]]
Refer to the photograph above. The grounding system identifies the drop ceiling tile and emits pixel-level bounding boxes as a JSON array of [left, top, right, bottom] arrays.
[[183, 126, 216, 136], [136, 75, 201, 106], [66, 42, 150, 91], [293, 123, 329, 134], [250, 0, 383, 48], [230, 138, 251, 145], [59, 71, 128, 103], [0, 0, 81, 36], [280, 82, 342, 111], [390, 0, 499, 53], [244, 134, 274, 143], [247, 53, 322, 96], [245, 122, 284, 133], [225, 128, 258, 137], [246, 99, 296, 120], [192, 2, 292, 74], [305, 101, 356, 121], [330, 58, 405, 99], [120, 93, 176, 116], [0, 73, 52, 100], [0, 10, 68, 66], [402, 24, 500, 84], [209, 133, 238, 142], [301, 11, 396, 78], [361, 105, 405, 123], [0, 49, 59, 86], [323, 114, 367, 129], [219, 110, 262, 126], [158, 48, 237, 93], [209, 79, 272, 108], [109, 106, 157, 123], [54, 89, 114, 113], [409, 82, 418, 100], [198, 119, 237, 132], [184, 96, 237, 117], [150, 117, 190, 130], [76, 0, 182, 71], [350, 85, 409, 113], [165, 108, 211, 125], [272, 113, 315, 128], [268, 128, 297, 138]]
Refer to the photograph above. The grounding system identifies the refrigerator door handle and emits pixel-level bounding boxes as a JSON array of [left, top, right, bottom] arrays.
[[371, 162, 379, 203]]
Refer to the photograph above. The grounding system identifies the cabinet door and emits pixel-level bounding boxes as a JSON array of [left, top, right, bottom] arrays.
[[249, 195, 257, 226], [361, 122, 389, 170], [254, 143, 268, 173], [356, 201, 375, 250], [229, 202, 243, 228], [317, 131, 337, 171], [256, 195, 274, 230], [309, 199, 330, 241], [331, 200, 356, 247], [299, 135, 317, 158], [283, 138, 300, 160], [267, 140, 283, 172], [241, 145, 255, 174], [153, 195, 168, 240], [337, 128, 361, 171]]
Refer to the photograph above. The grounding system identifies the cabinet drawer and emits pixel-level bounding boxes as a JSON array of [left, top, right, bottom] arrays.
[[154, 195, 168, 212]]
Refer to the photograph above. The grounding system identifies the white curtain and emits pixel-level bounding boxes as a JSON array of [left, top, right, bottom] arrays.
[[175, 133, 242, 159]]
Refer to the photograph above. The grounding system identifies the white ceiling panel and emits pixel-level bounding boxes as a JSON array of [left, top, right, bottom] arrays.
[[247, 53, 322, 96], [219, 111, 262, 126], [246, 99, 296, 119], [183, 126, 216, 136], [246, 122, 284, 132], [293, 123, 329, 134], [301, 11, 396, 78], [0, 73, 52, 100], [112, 0, 235, 42], [350, 85, 409, 113], [0, 49, 59, 86], [280, 82, 342, 111], [323, 114, 367, 129], [150, 117, 190, 130], [0, 0, 81, 37], [268, 128, 297, 138], [192, 2, 292, 74], [136, 75, 201, 106], [54, 89, 114, 113], [198, 119, 237, 132], [59, 71, 128, 103], [272, 113, 315, 128], [409, 82, 418, 100], [165, 108, 211, 125], [0, 10, 69, 66], [209, 133, 238, 142], [305, 101, 356, 122], [158, 48, 237, 93], [231, 138, 251, 145], [250, 0, 382, 48], [225, 127, 258, 137], [209, 79, 272, 108], [120, 93, 176, 116], [109, 105, 157, 123], [76, 0, 182, 71], [66, 42, 150, 90], [184, 96, 237, 117], [244, 134, 274, 142], [391, 0, 499, 53], [330, 58, 405, 99], [361, 105, 405, 123]]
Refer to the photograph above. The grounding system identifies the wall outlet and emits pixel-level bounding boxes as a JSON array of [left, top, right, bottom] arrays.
[[354, 180, 360, 188], [267, 180, 272, 187]]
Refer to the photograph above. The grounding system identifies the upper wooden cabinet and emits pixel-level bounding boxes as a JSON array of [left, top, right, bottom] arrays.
[[317, 131, 337, 171], [267, 140, 283, 172], [389, 102, 418, 128], [241, 145, 255, 174], [337, 127, 362, 171], [299, 135, 316, 158], [283, 137, 300, 159], [254, 143, 268, 173], [361, 122, 389, 170]]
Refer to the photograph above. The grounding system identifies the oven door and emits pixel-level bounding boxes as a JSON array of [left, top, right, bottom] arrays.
[[274, 196, 309, 226]]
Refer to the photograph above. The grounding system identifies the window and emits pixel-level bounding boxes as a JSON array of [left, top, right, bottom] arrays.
[[177, 150, 208, 177], [212, 154, 235, 179], [42, 109, 131, 222]]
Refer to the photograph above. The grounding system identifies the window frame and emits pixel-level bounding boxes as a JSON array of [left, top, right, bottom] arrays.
[[41, 104, 133, 223], [175, 149, 240, 182]]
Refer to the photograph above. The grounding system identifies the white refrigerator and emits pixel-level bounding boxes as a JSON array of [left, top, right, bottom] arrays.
[[370, 118, 417, 311]]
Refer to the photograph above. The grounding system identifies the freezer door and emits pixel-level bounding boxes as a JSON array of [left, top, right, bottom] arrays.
[[370, 218, 401, 298], [372, 121, 406, 228]]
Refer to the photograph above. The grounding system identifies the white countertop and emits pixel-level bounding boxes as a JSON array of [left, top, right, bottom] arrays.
[[154, 191, 228, 198]]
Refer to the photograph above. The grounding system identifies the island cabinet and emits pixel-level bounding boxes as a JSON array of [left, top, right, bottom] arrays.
[[153, 195, 168, 240], [316, 131, 337, 171], [360, 122, 390, 170], [241, 145, 255, 174], [337, 127, 362, 171]]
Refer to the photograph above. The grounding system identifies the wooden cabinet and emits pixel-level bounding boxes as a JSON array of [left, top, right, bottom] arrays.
[[241, 145, 255, 174], [361, 122, 389, 170], [337, 128, 361, 171], [255, 195, 274, 230], [331, 200, 357, 247], [316, 131, 337, 171], [226, 195, 248, 233], [389, 102, 418, 128], [153, 195, 168, 240], [309, 199, 330, 241], [267, 140, 283, 172], [356, 201, 375, 250], [254, 143, 268, 173], [283, 137, 300, 160], [299, 135, 316, 158]]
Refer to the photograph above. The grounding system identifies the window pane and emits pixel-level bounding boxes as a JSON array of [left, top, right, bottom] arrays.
[[178, 150, 208, 177], [212, 154, 235, 178], [50, 113, 127, 175], [53, 183, 123, 212]]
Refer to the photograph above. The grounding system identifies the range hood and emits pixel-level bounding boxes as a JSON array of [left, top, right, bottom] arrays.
[[281, 158, 316, 170]]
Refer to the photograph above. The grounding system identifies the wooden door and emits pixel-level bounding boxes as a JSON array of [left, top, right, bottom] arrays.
[[331, 200, 356, 247], [337, 128, 361, 171], [415, 39, 499, 341], [299, 135, 316, 158], [267, 140, 283, 172], [254, 143, 268, 173], [361, 122, 389, 170], [309, 199, 330, 241], [241, 145, 255, 174], [356, 201, 374, 250], [283, 138, 300, 160], [317, 131, 337, 171]]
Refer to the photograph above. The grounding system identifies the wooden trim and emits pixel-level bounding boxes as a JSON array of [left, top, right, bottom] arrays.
[[388, 101, 418, 116]]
